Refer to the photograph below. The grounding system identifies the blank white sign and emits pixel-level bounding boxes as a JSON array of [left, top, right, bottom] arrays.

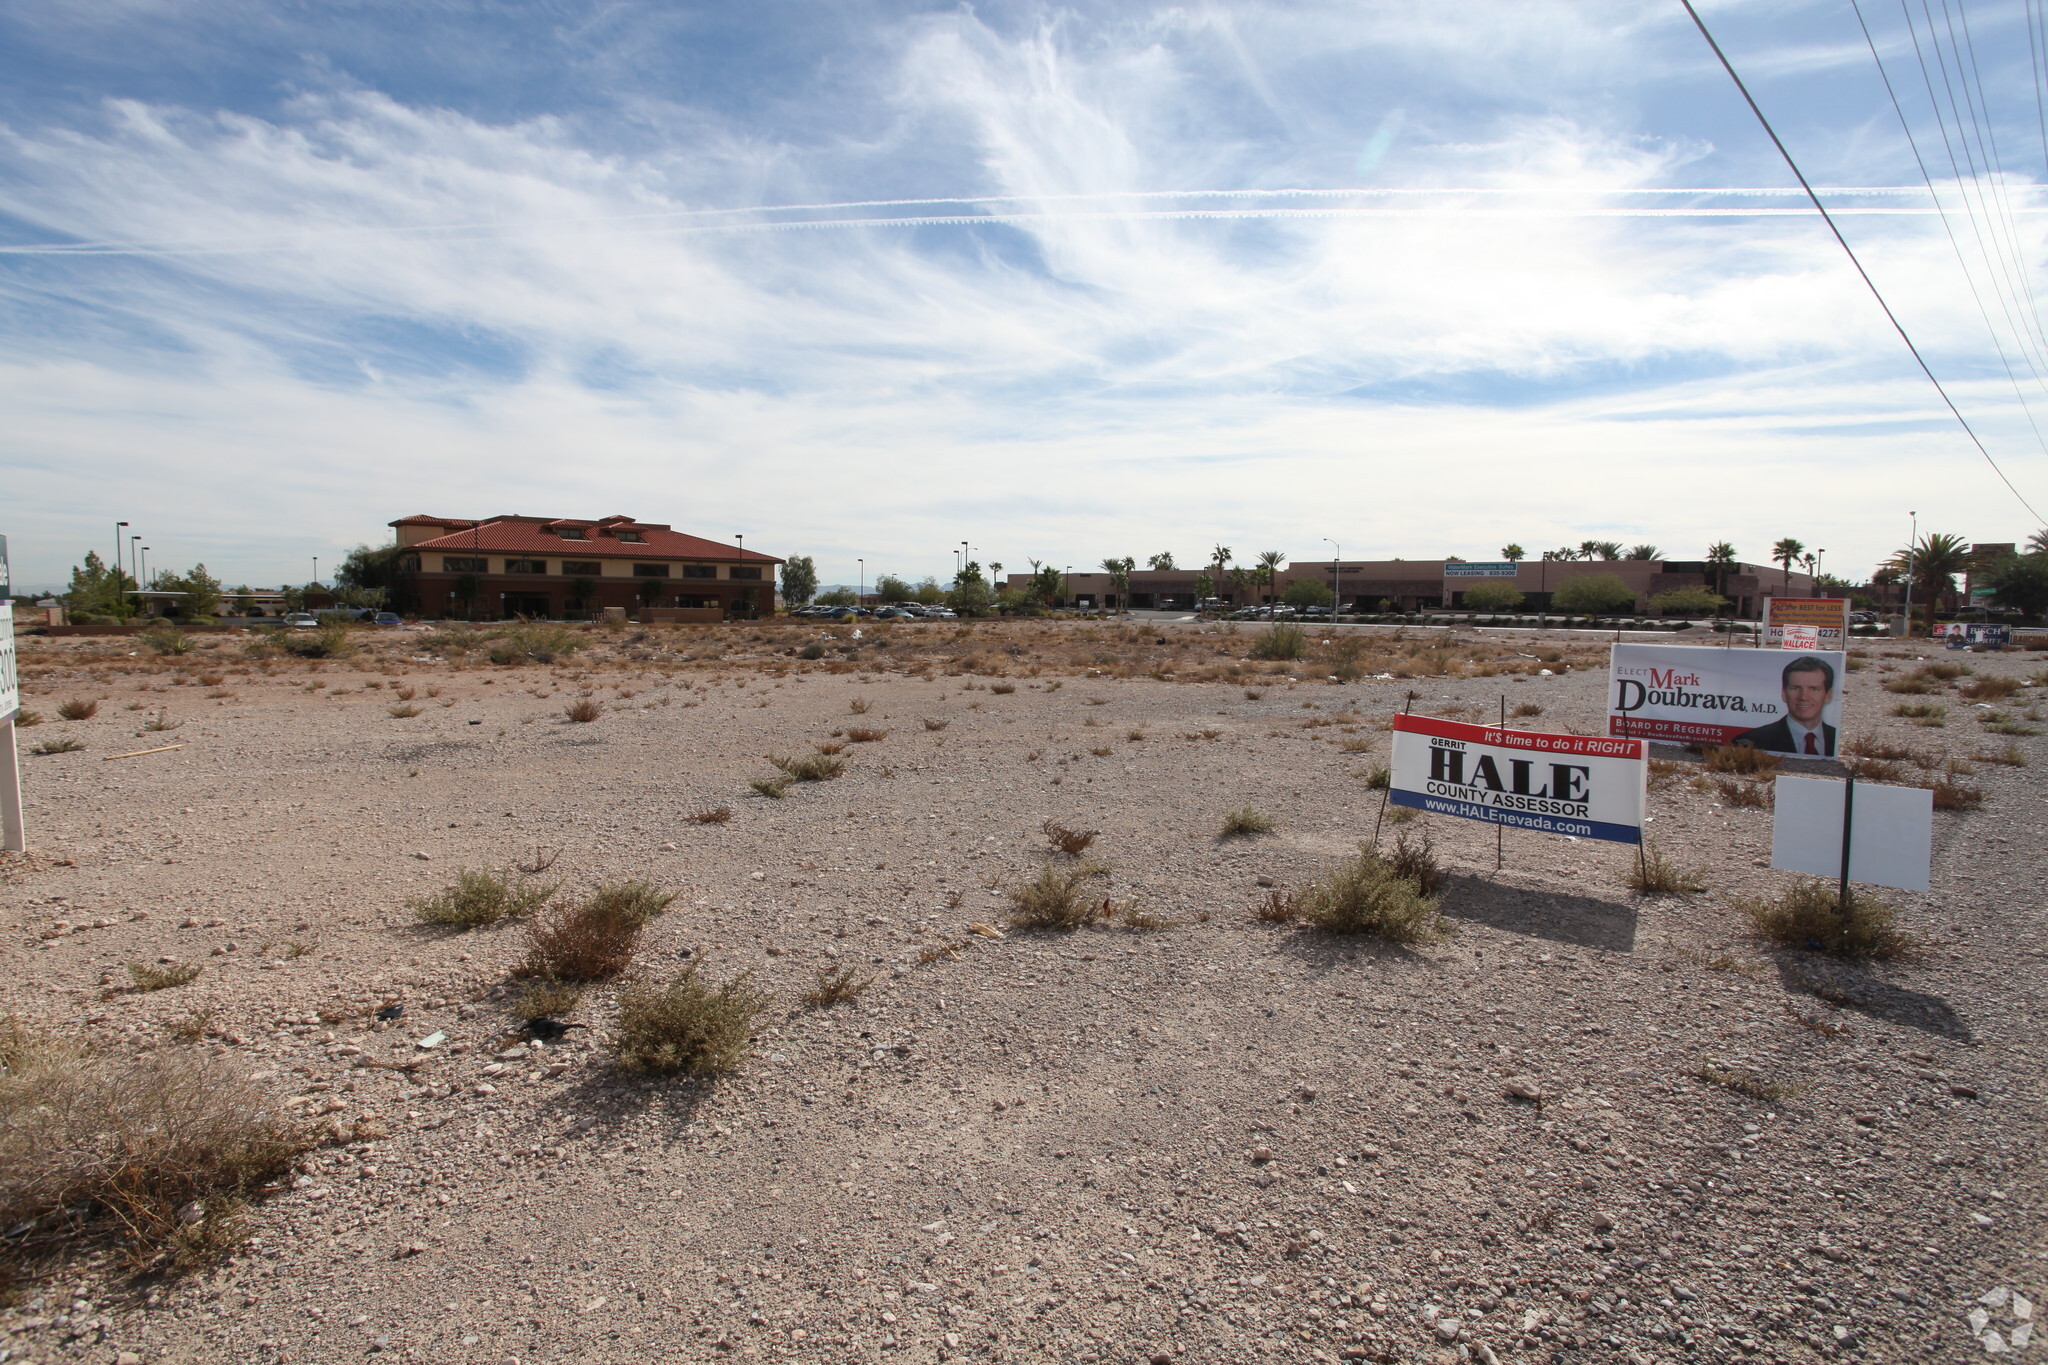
[[1771, 775, 1932, 893]]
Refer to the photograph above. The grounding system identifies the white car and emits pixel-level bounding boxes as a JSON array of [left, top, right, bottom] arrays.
[[282, 612, 320, 628]]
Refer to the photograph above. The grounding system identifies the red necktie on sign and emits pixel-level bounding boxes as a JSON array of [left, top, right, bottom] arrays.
[[1804, 732, 1818, 755]]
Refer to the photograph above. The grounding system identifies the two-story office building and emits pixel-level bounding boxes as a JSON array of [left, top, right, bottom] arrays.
[[393, 514, 781, 620]]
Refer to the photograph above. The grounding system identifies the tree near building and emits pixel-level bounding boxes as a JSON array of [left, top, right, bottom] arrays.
[[1626, 545, 1659, 561], [1028, 563, 1063, 609], [62, 551, 137, 621], [1551, 572, 1636, 614], [1705, 541, 1738, 601], [1888, 532, 1971, 636], [2028, 528, 2048, 555], [1500, 544, 1525, 562], [779, 555, 818, 607], [1988, 551, 2048, 620], [1648, 586, 1729, 617], [1255, 551, 1285, 602], [873, 573, 913, 604], [1770, 537, 1806, 591], [1147, 552, 1176, 571], [948, 562, 993, 616], [1461, 581, 1525, 612], [1281, 577, 1334, 608], [151, 564, 223, 619], [816, 587, 857, 607], [1099, 557, 1135, 608], [1194, 572, 1214, 603], [913, 576, 945, 605], [336, 542, 412, 607]]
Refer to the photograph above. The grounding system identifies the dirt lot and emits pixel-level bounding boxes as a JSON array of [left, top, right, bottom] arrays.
[[0, 618, 2041, 1365]]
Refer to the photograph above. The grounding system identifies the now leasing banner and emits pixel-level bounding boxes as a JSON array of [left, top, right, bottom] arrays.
[[1609, 643, 1847, 753], [1388, 714, 1646, 844]]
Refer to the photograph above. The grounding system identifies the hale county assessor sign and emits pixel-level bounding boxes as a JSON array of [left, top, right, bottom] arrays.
[[1387, 714, 1646, 845]]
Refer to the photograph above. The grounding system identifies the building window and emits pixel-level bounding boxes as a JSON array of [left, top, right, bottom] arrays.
[[683, 564, 716, 579], [398, 555, 420, 573], [633, 563, 670, 578], [505, 558, 546, 574], [442, 556, 485, 572], [561, 560, 601, 576], [731, 565, 764, 581], [555, 527, 587, 540], [679, 595, 714, 609], [613, 530, 645, 543]]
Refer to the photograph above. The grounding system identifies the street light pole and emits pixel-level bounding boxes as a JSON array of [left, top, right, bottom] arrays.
[[858, 559, 864, 609], [1324, 537, 1341, 619], [129, 536, 140, 608], [115, 521, 128, 604], [140, 548, 150, 613], [1902, 511, 1917, 637]]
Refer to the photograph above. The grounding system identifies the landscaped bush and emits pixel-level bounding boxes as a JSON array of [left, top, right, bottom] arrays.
[[1551, 573, 1636, 614], [1460, 581, 1526, 612]]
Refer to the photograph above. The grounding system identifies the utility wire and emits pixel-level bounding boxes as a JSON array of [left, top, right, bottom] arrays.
[[1678, 0, 2045, 523], [1852, 0, 2048, 455], [1946, 0, 2048, 357]]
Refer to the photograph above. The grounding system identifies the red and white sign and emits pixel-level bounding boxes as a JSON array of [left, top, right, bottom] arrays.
[[1388, 714, 1646, 845], [1764, 597, 1850, 649]]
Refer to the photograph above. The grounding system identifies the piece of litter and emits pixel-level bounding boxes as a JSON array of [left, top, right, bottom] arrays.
[[415, 1032, 446, 1049]]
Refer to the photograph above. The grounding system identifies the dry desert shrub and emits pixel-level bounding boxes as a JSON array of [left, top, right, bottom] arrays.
[[387, 702, 423, 718], [489, 623, 585, 665], [580, 879, 678, 925], [279, 624, 354, 659], [1960, 675, 2019, 702], [511, 979, 584, 1020], [1703, 744, 1780, 777], [689, 806, 734, 823], [1973, 742, 2028, 767], [1714, 778, 1770, 808], [849, 697, 873, 714], [923, 718, 949, 730], [1362, 763, 1392, 790], [563, 698, 604, 723], [1042, 819, 1098, 855], [845, 727, 887, 743], [31, 738, 85, 755], [514, 901, 644, 982], [57, 698, 99, 721], [1253, 890, 1297, 923], [814, 740, 848, 754], [1286, 846, 1450, 943], [1004, 862, 1108, 930], [768, 752, 844, 782], [1929, 777, 1984, 811], [800, 964, 875, 1008], [990, 682, 1018, 695], [411, 868, 556, 928], [1892, 701, 1947, 725], [1386, 829, 1444, 896], [139, 624, 192, 656], [1692, 1063, 1802, 1103], [611, 967, 770, 1076], [1218, 806, 1276, 839], [1511, 702, 1544, 718], [750, 776, 791, 799], [128, 962, 201, 992], [0, 1018, 311, 1273], [1250, 624, 1307, 660], [1844, 757, 1904, 783], [1738, 879, 1913, 959], [1627, 841, 1707, 895]]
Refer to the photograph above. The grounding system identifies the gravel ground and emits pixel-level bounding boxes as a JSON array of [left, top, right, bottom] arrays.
[[0, 621, 2041, 1365]]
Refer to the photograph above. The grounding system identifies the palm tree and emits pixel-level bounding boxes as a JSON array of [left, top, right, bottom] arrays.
[[1591, 540, 1624, 561], [1703, 542, 1737, 617], [1099, 557, 1134, 612], [1889, 532, 1972, 637], [1771, 537, 1805, 591], [1577, 540, 1600, 561], [1256, 550, 1285, 605], [1500, 544, 1525, 562], [1626, 544, 1659, 561], [1148, 552, 1175, 571], [2027, 528, 2048, 555]]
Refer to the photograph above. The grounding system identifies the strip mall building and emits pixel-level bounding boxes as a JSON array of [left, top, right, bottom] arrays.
[[1005, 558, 1817, 616], [393, 514, 780, 620]]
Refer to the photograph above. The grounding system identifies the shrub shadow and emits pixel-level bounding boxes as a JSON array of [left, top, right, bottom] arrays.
[[1437, 875, 1638, 952], [1772, 955, 1972, 1042]]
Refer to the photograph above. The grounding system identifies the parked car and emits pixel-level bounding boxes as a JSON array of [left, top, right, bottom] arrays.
[[282, 612, 319, 628], [1849, 610, 1880, 625], [372, 611, 403, 627], [926, 608, 958, 619]]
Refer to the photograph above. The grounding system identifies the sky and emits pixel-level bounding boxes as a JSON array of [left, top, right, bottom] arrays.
[[7, 0, 2048, 592]]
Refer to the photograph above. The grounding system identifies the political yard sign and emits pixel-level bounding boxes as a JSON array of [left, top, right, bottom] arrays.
[[1763, 596, 1848, 649], [1388, 715, 1646, 845], [1609, 643, 1846, 754]]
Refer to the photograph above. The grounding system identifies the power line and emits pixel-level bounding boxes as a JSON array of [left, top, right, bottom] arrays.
[[1851, 0, 2048, 456], [1678, 0, 2045, 523]]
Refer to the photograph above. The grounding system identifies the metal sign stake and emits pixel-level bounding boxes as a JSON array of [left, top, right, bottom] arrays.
[[1837, 774, 1856, 914]]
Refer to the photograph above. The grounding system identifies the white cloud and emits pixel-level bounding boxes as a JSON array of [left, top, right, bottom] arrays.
[[1, 0, 2044, 590]]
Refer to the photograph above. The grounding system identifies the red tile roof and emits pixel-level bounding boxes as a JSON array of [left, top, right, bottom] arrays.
[[397, 514, 779, 563]]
